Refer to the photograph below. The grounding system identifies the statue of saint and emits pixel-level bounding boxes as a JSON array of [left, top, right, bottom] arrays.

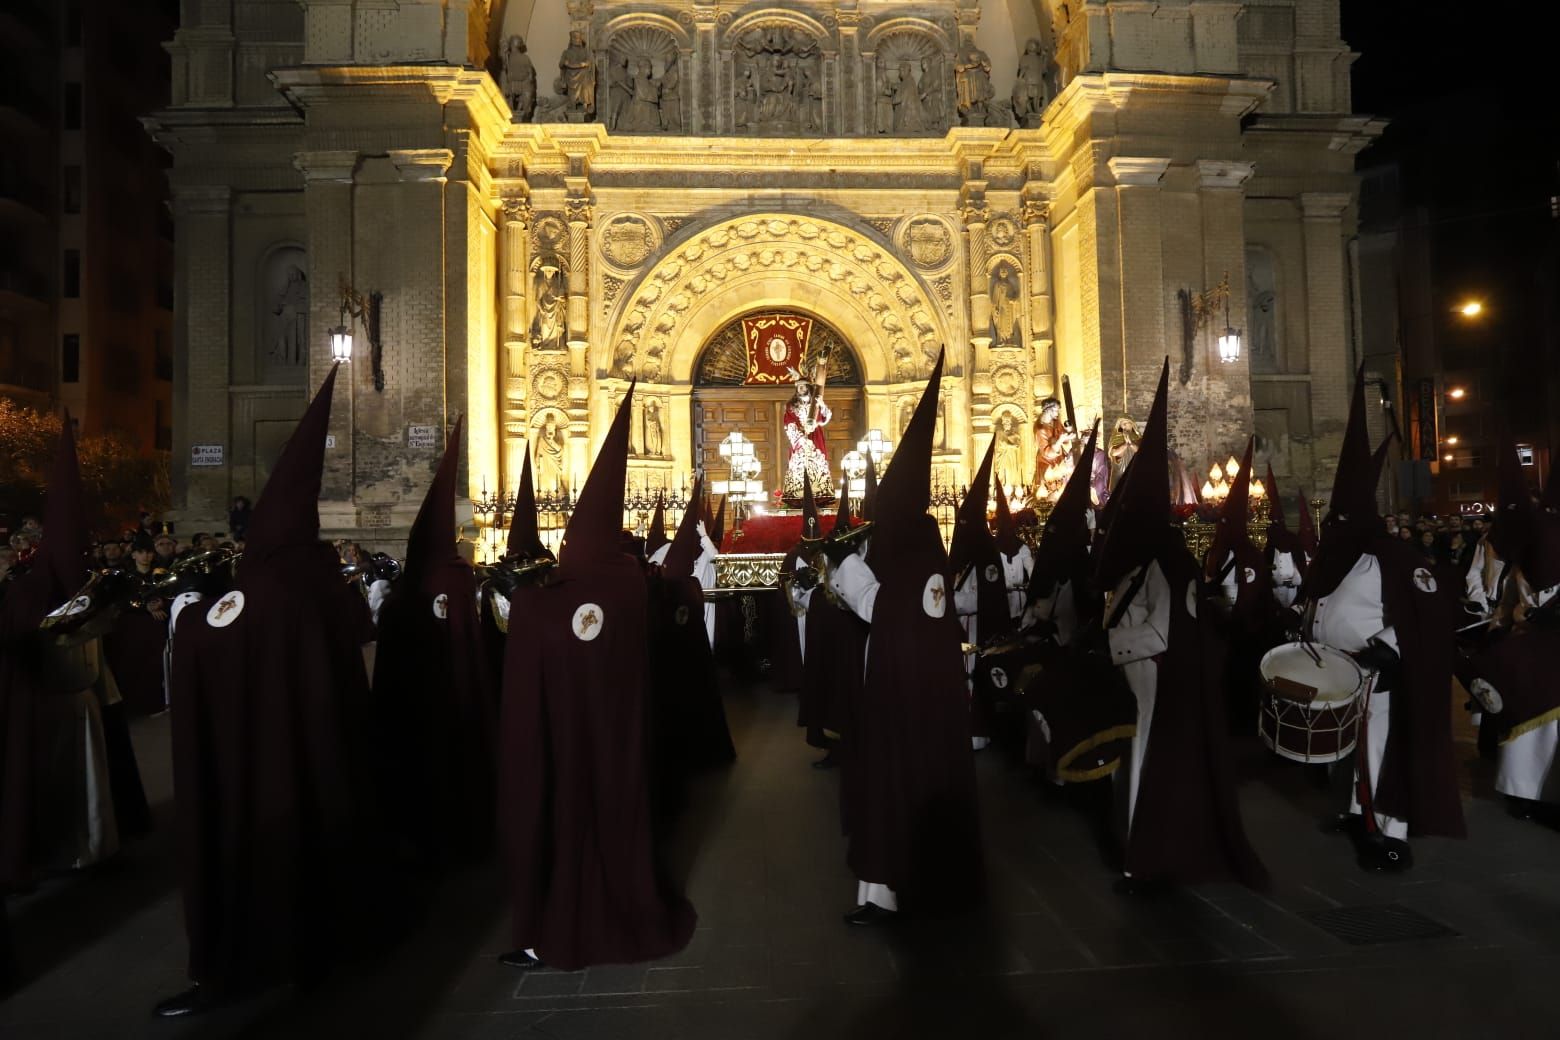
[[1031, 397, 1074, 489], [535, 413, 567, 491], [993, 412, 1023, 489], [270, 265, 308, 365], [619, 59, 661, 132], [990, 263, 1020, 346], [1107, 416, 1141, 492], [756, 55, 796, 126], [783, 378, 834, 502], [556, 30, 596, 120], [1011, 39, 1048, 128], [735, 67, 759, 129], [954, 43, 994, 126], [502, 35, 536, 121], [607, 58, 633, 130], [659, 60, 682, 132], [890, 62, 928, 133], [643, 398, 663, 457], [531, 263, 566, 351], [875, 71, 895, 134]]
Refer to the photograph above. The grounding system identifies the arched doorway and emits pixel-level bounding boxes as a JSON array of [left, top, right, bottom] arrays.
[[692, 312, 864, 499]]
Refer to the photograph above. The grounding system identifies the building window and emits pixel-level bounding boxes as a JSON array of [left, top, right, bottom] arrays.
[[63, 249, 80, 297], [63, 166, 82, 214], [63, 83, 82, 130], [62, 334, 80, 383]]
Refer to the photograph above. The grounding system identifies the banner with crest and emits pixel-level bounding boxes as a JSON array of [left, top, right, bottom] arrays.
[[741, 314, 812, 385]]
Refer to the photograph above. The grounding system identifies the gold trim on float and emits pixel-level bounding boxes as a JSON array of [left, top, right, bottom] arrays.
[[1501, 706, 1560, 744], [1054, 724, 1137, 783]]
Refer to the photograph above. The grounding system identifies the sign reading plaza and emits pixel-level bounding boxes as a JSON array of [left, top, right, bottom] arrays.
[[190, 444, 225, 467]]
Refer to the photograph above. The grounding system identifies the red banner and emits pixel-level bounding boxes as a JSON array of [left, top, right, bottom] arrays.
[[741, 314, 812, 385]]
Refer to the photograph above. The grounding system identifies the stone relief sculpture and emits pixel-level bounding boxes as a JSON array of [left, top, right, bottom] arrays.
[[642, 398, 664, 457], [501, 35, 536, 121], [989, 262, 1021, 346], [954, 42, 994, 126], [530, 257, 567, 351], [733, 25, 821, 135], [993, 410, 1024, 488], [890, 61, 931, 133], [659, 59, 682, 132], [875, 31, 947, 134], [1011, 38, 1048, 128], [268, 263, 308, 366], [605, 26, 680, 133], [533, 411, 568, 489], [555, 29, 596, 122], [1247, 248, 1279, 373]]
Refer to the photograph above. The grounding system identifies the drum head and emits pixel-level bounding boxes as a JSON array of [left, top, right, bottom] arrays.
[[1260, 642, 1363, 707]]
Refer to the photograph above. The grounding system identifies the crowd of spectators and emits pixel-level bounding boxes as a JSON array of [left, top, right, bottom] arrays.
[[1386, 510, 1487, 573]]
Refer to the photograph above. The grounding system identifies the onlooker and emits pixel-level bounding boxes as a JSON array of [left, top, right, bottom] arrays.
[[228, 496, 252, 542]]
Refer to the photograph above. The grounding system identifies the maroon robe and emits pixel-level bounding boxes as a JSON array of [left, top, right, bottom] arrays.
[[104, 603, 168, 716]]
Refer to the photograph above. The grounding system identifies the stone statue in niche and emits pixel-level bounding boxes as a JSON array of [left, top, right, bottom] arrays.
[[954, 42, 994, 126], [555, 29, 596, 122], [875, 73, 895, 134], [533, 411, 568, 490], [890, 61, 931, 133], [607, 57, 633, 129], [989, 262, 1021, 346], [659, 60, 682, 132], [501, 35, 536, 120], [619, 59, 662, 132], [531, 258, 566, 351], [1011, 38, 1049, 128], [269, 264, 308, 365], [993, 410, 1023, 489], [735, 26, 820, 135], [643, 398, 664, 457], [1247, 250, 1278, 373]]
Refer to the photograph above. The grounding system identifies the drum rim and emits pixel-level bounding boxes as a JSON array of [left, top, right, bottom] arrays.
[[1259, 641, 1364, 707], [1258, 691, 1365, 764]]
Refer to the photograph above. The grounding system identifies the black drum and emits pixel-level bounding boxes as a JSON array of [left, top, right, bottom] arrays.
[[1017, 642, 1138, 783]]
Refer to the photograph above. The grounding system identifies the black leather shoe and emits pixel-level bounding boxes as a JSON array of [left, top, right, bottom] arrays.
[[499, 949, 545, 970], [812, 750, 839, 770], [153, 985, 210, 1018], [1356, 835, 1413, 873], [843, 903, 896, 926], [1506, 797, 1538, 821]]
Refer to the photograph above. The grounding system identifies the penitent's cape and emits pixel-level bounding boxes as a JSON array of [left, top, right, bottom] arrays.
[[499, 384, 696, 970]]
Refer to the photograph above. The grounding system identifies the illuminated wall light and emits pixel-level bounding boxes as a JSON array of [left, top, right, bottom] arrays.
[[1447, 387, 1467, 400]]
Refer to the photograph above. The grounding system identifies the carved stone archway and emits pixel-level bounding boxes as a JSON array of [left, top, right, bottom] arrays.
[[600, 213, 958, 484]]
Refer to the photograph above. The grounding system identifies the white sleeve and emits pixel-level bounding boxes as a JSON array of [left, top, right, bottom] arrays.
[[828, 553, 880, 625], [1368, 625, 1399, 654], [954, 569, 979, 616], [368, 579, 391, 624], [1463, 541, 1489, 611], [1271, 550, 1298, 589], [1106, 562, 1171, 665], [788, 580, 814, 615], [648, 542, 671, 566]]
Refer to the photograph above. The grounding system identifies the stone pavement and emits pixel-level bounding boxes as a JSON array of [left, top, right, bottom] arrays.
[[5, 675, 1560, 1039]]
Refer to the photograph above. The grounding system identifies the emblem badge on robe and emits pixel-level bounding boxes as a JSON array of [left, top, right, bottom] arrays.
[[1412, 567, 1438, 594], [989, 666, 1009, 689], [922, 574, 947, 618], [984, 564, 1000, 584], [1184, 581, 1198, 619], [674, 604, 690, 626], [432, 593, 449, 619], [206, 591, 245, 628], [572, 602, 604, 641], [47, 595, 92, 619], [1243, 566, 1257, 585]]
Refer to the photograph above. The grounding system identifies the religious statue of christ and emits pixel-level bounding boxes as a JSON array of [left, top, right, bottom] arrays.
[[782, 370, 834, 504]]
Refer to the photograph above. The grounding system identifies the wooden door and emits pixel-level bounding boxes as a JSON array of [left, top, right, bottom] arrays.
[[693, 388, 864, 496]]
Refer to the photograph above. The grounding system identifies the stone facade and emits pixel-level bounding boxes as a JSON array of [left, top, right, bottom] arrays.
[[146, 0, 1381, 545]]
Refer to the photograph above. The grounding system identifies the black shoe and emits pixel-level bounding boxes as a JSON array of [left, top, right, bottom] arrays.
[[1506, 797, 1538, 821], [498, 949, 544, 970], [1356, 835, 1413, 873], [843, 903, 896, 926], [153, 984, 211, 1018], [1317, 813, 1358, 836], [811, 750, 839, 770]]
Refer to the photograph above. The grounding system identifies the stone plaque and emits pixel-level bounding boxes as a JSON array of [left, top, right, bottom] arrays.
[[190, 444, 224, 467], [901, 217, 953, 270], [407, 425, 439, 449], [600, 214, 659, 268]]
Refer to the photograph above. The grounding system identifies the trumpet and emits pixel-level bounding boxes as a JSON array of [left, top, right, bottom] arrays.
[[149, 547, 242, 600]]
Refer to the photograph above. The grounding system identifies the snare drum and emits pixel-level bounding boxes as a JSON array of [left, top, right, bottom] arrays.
[[1257, 641, 1365, 764]]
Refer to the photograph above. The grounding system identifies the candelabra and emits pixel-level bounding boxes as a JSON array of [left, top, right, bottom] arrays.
[[470, 475, 694, 563]]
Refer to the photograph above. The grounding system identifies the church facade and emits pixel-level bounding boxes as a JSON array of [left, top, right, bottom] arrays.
[[147, 0, 1378, 544]]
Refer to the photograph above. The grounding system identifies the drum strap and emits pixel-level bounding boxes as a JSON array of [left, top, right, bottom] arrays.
[[1354, 672, 1378, 835], [1105, 564, 1151, 630]]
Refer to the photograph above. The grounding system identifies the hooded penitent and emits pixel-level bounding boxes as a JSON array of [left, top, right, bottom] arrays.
[[992, 477, 1023, 560], [1028, 421, 1099, 605], [1207, 438, 1274, 626], [1099, 359, 1269, 889], [499, 383, 696, 971], [1524, 462, 1560, 592], [797, 473, 862, 750], [1487, 430, 1535, 567], [1303, 365, 1464, 841], [1264, 466, 1306, 576], [169, 365, 396, 995], [507, 450, 551, 562], [843, 349, 983, 910], [948, 438, 1011, 737], [1296, 491, 1318, 559], [860, 454, 879, 522], [644, 493, 669, 559], [373, 417, 498, 866], [1, 415, 92, 886]]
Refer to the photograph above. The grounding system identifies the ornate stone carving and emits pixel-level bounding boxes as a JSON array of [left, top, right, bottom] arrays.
[[604, 27, 681, 132], [874, 31, 948, 134], [953, 41, 994, 126], [899, 216, 954, 270], [1011, 38, 1049, 128], [553, 29, 597, 122], [530, 255, 567, 351], [534, 215, 567, 251], [501, 35, 537, 121], [599, 213, 660, 269], [532, 363, 568, 403], [987, 213, 1019, 249], [989, 260, 1022, 347], [732, 23, 823, 135], [263, 250, 308, 369], [601, 274, 625, 310], [563, 196, 594, 226], [864, 217, 896, 237], [1021, 197, 1049, 227]]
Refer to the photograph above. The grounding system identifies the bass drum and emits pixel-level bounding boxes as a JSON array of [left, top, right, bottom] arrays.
[[1015, 642, 1138, 783], [1257, 641, 1365, 763]]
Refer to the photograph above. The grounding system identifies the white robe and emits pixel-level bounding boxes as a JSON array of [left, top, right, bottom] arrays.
[[1106, 561, 1171, 837], [34, 638, 122, 871], [1270, 549, 1303, 609], [787, 574, 814, 662], [695, 525, 719, 645], [1000, 545, 1033, 620], [1306, 553, 1405, 840]]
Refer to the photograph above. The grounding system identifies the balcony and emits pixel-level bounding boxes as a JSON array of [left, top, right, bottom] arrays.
[[0, 266, 48, 310]]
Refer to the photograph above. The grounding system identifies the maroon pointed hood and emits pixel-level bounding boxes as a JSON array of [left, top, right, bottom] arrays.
[[404, 415, 464, 588], [1523, 457, 1560, 590], [38, 411, 89, 601], [1305, 365, 1385, 598], [1094, 358, 1171, 588], [948, 434, 996, 579], [1296, 492, 1318, 557], [992, 475, 1022, 558], [861, 454, 879, 522], [559, 384, 632, 571], [644, 493, 669, 557], [245, 364, 339, 560], [1029, 420, 1098, 599], [869, 350, 944, 563], [709, 495, 726, 550], [506, 449, 549, 559], [663, 476, 704, 578], [1487, 431, 1534, 563], [1264, 464, 1303, 561], [800, 472, 823, 542], [831, 477, 856, 536], [1207, 436, 1255, 572]]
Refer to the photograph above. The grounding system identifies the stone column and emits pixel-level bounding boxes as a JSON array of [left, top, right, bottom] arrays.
[[295, 149, 358, 508], [962, 192, 993, 448], [836, 9, 862, 135], [170, 184, 233, 525], [1197, 159, 1256, 449], [500, 196, 532, 493], [1107, 156, 1171, 419], [564, 194, 593, 480], [1300, 191, 1355, 480], [693, 5, 717, 134], [1021, 193, 1054, 404]]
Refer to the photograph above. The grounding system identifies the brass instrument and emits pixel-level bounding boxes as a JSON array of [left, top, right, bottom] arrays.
[[40, 568, 134, 644], [479, 553, 558, 633], [149, 547, 243, 600]]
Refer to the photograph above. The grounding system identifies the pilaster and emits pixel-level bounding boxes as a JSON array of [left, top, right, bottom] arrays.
[[1300, 190, 1355, 484], [1107, 156, 1171, 420], [170, 184, 233, 521]]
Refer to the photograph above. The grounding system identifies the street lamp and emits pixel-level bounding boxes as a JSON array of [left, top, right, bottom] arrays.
[[858, 429, 892, 467], [1458, 300, 1484, 318], [329, 323, 353, 362], [1448, 387, 1467, 401], [1446, 435, 1459, 445]]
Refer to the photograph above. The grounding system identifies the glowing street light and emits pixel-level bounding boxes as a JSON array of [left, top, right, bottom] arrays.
[[1443, 453, 1455, 463], [1446, 435, 1459, 445], [1447, 387, 1467, 400], [1458, 300, 1484, 318]]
